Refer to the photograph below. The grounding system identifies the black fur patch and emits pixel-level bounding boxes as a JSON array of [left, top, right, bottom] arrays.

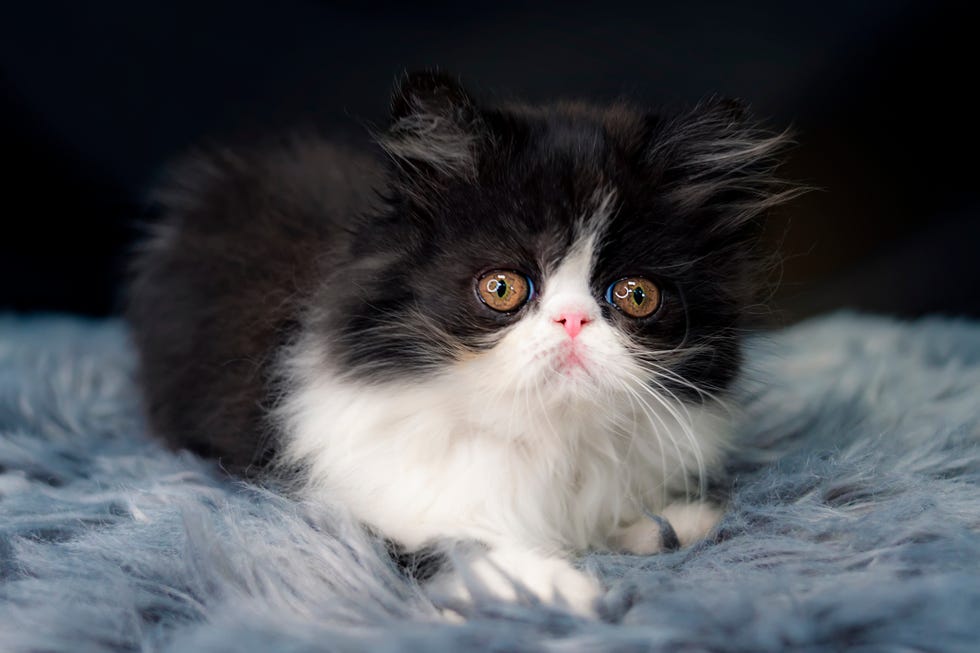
[[386, 540, 448, 583], [650, 515, 682, 552], [126, 71, 794, 471]]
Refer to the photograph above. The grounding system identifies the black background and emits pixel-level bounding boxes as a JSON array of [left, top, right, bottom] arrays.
[[2, 1, 977, 323]]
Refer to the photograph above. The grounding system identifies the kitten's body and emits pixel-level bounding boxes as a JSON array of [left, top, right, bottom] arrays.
[[128, 73, 792, 614]]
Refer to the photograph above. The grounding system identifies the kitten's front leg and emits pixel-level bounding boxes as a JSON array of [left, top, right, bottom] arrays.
[[426, 543, 602, 617], [614, 502, 723, 554]]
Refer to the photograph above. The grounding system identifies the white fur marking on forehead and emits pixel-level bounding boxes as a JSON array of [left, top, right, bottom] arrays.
[[544, 187, 617, 292], [580, 187, 617, 245], [542, 221, 605, 314], [546, 239, 595, 299]]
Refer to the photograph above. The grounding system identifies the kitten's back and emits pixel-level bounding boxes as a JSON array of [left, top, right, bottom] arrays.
[[127, 139, 380, 472]]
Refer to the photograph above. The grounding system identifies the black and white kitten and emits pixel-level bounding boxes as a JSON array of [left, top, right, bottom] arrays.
[[127, 72, 792, 614]]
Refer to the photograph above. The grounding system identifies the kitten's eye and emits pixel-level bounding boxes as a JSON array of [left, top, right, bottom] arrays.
[[476, 270, 533, 312], [605, 277, 661, 318]]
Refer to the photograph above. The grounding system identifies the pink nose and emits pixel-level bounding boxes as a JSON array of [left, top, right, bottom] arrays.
[[554, 311, 590, 338]]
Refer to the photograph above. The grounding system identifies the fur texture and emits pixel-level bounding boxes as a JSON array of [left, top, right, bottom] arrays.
[[1, 313, 979, 650], [126, 74, 797, 608]]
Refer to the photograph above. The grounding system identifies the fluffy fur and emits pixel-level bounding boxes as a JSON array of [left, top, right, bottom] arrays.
[[2, 314, 979, 651], [126, 72, 796, 610]]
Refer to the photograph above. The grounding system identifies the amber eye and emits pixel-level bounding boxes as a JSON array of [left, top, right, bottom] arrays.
[[605, 277, 661, 318], [476, 270, 533, 312]]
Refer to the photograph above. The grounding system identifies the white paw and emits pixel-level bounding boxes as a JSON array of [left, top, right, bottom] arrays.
[[427, 546, 602, 617], [613, 515, 680, 554], [661, 502, 723, 546], [615, 503, 723, 554]]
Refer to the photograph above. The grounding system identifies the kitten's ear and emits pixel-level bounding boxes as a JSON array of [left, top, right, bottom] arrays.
[[378, 71, 484, 182], [647, 97, 800, 233]]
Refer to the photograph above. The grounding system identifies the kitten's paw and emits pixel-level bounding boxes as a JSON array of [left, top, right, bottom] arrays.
[[614, 515, 681, 554], [427, 546, 602, 618], [661, 501, 723, 546], [615, 503, 723, 554]]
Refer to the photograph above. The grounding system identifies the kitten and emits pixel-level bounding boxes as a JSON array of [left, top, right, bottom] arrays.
[[127, 71, 793, 615]]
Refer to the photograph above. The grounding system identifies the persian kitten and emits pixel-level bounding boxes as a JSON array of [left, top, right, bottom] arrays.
[[127, 72, 793, 614]]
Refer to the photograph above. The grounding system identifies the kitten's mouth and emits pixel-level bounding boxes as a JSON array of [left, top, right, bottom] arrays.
[[561, 350, 585, 369], [555, 343, 590, 375]]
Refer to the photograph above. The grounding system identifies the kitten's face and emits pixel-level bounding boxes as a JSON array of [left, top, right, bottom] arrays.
[[320, 73, 790, 416]]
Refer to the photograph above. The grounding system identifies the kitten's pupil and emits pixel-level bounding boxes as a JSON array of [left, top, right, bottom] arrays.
[[486, 278, 508, 298], [632, 287, 645, 306]]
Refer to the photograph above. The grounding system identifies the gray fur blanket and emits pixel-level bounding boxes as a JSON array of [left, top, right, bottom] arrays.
[[1, 314, 978, 652]]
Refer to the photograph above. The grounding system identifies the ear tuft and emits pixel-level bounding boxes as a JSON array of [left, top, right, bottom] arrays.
[[648, 97, 802, 233], [390, 70, 474, 122], [379, 70, 482, 179]]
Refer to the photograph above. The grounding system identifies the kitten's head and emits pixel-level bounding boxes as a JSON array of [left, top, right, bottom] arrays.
[[319, 72, 794, 422]]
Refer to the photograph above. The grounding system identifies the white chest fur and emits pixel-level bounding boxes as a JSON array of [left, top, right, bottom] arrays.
[[276, 336, 727, 553]]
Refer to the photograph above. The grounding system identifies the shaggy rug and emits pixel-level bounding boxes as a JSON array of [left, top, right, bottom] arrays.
[[1, 313, 978, 652]]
